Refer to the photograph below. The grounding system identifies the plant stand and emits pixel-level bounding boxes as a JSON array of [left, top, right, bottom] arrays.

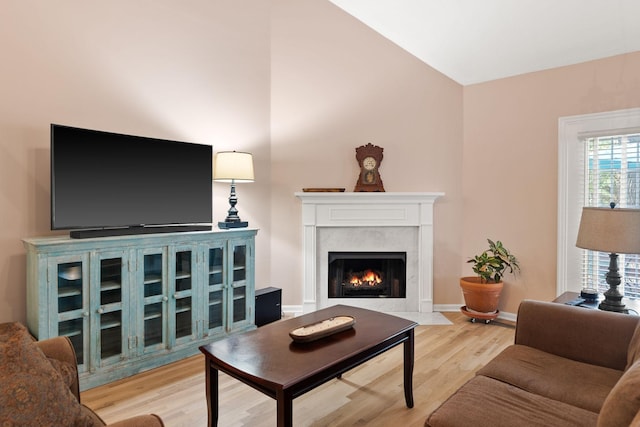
[[460, 306, 499, 324]]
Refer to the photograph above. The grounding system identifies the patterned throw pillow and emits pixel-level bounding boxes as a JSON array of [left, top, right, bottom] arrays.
[[0, 322, 95, 426]]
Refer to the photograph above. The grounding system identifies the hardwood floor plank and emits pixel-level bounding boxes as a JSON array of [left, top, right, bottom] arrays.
[[81, 313, 515, 426]]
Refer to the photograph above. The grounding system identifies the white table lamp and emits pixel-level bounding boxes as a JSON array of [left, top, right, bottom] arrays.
[[576, 204, 640, 312], [213, 151, 254, 229]]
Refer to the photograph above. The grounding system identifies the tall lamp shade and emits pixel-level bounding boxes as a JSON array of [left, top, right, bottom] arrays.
[[213, 151, 254, 183], [213, 151, 254, 229], [576, 206, 640, 312]]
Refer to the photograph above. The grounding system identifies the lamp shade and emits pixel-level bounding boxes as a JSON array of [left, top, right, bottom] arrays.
[[576, 207, 640, 254], [213, 151, 254, 183]]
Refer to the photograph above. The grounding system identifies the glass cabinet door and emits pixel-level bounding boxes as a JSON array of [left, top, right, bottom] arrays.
[[92, 251, 128, 368], [171, 247, 197, 346], [139, 249, 167, 354], [227, 239, 253, 331], [49, 254, 90, 372], [204, 245, 225, 336]]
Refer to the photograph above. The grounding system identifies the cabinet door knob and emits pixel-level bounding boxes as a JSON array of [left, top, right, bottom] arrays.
[[162, 296, 169, 302], [83, 311, 90, 317], [97, 308, 104, 314]]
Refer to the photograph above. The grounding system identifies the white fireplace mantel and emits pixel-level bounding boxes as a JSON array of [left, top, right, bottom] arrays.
[[295, 192, 444, 314]]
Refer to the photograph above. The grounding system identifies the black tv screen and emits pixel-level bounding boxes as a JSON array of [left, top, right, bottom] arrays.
[[51, 124, 212, 236]]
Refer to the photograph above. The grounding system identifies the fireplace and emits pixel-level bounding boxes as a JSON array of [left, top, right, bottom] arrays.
[[328, 252, 406, 298], [295, 192, 443, 314]]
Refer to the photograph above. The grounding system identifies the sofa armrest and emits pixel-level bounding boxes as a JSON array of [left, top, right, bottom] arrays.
[[35, 336, 81, 401], [515, 299, 640, 370], [34, 335, 164, 427], [107, 414, 164, 427]]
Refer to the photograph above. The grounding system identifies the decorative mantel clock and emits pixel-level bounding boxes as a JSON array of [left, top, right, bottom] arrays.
[[354, 143, 385, 192]]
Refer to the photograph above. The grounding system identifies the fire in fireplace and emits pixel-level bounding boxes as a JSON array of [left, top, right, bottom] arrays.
[[328, 252, 406, 298]]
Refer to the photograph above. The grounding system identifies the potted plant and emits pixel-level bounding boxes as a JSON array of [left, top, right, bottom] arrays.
[[460, 239, 520, 321]]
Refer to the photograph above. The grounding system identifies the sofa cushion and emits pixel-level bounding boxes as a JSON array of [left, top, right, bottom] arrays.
[[477, 344, 622, 412], [83, 404, 108, 426], [425, 375, 598, 427], [0, 322, 96, 426], [630, 410, 640, 427], [108, 414, 165, 427], [627, 324, 640, 369], [598, 359, 640, 427]]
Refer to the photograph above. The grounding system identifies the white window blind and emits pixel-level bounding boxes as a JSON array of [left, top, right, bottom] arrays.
[[581, 133, 640, 297]]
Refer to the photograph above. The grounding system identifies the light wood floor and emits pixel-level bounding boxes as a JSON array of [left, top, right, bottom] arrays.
[[81, 313, 515, 427]]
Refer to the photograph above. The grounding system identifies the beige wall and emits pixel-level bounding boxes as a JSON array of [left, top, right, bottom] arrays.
[[270, 0, 465, 306], [2, 1, 640, 324], [0, 1, 271, 323], [463, 52, 640, 314]]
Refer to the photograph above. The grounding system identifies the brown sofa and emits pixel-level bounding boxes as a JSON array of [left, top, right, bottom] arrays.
[[0, 322, 163, 426], [426, 299, 640, 427]]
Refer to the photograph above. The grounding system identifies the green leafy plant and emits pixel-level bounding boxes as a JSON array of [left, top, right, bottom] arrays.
[[467, 239, 520, 283]]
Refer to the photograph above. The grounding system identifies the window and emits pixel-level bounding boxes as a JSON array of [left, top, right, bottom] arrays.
[[582, 134, 640, 297], [558, 108, 640, 296]]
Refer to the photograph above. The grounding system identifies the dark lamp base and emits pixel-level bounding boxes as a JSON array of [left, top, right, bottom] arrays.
[[218, 221, 249, 229], [597, 252, 629, 314], [599, 300, 628, 314]]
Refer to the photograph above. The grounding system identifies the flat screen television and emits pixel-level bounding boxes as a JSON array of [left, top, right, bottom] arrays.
[[51, 124, 212, 238]]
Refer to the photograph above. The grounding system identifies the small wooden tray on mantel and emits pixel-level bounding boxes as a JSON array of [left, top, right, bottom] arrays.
[[301, 188, 346, 192]]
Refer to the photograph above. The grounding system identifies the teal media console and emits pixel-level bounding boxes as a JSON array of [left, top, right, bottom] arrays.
[[24, 228, 257, 390]]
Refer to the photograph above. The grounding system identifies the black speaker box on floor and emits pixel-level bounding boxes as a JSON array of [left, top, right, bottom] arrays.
[[255, 287, 282, 327]]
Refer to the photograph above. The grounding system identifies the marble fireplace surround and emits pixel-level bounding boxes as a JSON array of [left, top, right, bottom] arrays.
[[295, 192, 444, 314]]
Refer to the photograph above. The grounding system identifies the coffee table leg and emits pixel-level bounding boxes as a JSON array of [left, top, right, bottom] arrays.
[[276, 389, 293, 427], [205, 359, 219, 427], [403, 328, 415, 408]]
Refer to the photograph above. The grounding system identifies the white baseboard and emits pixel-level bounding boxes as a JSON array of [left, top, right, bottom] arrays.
[[282, 305, 303, 317], [433, 304, 462, 312], [498, 311, 517, 322], [434, 304, 516, 322]]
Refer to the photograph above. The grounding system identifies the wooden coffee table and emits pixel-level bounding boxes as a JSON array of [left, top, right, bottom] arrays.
[[199, 304, 417, 427]]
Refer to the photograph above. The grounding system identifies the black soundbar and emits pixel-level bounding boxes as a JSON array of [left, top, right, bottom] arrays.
[[69, 225, 212, 239]]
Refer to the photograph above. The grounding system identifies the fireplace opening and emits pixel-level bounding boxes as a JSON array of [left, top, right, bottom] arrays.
[[328, 252, 406, 298]]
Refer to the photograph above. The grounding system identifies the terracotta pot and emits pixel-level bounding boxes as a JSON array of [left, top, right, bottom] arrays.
[[459, 276, 504, 314]]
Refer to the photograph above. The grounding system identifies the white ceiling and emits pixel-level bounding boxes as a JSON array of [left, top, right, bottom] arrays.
[[329, 0, 640, 85]]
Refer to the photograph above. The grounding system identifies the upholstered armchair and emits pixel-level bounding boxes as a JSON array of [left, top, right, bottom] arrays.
[[0, 322, 163, 426]]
